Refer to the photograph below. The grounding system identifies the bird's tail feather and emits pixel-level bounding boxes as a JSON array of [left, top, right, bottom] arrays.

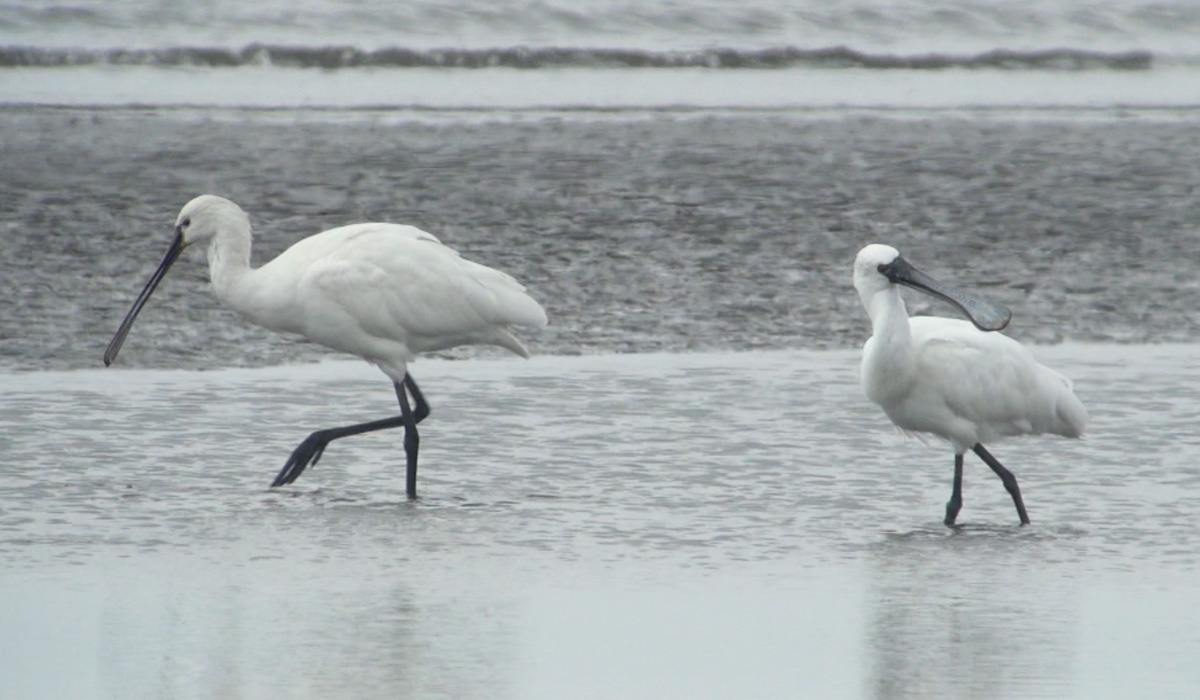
[[1047, 369, 1089, 438], [492, 328, 533, 358], [489, 284, 548, 329]]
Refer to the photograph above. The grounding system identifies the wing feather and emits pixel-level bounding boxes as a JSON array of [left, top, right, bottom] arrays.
[[909, 317, 1083, 443], [295, 224, 545, 355]]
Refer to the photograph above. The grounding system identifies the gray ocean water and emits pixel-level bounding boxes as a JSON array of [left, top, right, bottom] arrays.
[[4, 0, 1200, 698]]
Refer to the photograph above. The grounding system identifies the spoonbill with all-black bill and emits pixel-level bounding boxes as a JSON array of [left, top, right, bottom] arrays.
[[852, 244, 1087, 526], [104, 194, 547, 498]]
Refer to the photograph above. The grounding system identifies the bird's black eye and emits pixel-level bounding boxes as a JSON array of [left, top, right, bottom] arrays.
[[181, 217, 191, 228]]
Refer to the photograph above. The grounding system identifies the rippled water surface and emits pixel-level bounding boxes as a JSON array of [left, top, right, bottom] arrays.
[[3, 345, 1199, 699]]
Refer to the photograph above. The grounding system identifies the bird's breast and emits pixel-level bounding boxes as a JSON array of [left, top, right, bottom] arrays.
[[860, 335, 917, 408]]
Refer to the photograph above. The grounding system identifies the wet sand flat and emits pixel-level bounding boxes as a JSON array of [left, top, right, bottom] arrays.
[[3, 108, 1200, 371]]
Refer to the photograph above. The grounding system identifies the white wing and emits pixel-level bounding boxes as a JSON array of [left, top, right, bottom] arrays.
[[279, 223, 546, 357], [908, 317, 1087, 444]]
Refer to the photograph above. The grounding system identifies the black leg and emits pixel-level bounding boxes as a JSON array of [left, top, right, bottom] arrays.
[[945, 453, 964, 527], [395, 380, 421, 499], [270, 374, 433, 494], [972, 444, 1031, 525], [272, 414, 405, 487], [403, 374, 431, 424]]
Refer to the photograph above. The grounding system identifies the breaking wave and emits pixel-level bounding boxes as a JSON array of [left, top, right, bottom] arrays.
[[0, 44, 1158, 71]]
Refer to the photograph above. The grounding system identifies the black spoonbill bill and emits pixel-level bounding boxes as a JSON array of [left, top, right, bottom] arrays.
[[852, 244, 1087, 526], [105, 195, 547, 498]]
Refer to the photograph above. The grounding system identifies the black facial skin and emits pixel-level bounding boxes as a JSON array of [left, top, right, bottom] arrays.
[[878, 256, 1011, 332]]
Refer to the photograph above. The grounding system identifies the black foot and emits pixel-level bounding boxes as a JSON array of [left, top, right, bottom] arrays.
[[944, 500, 962, 527], [271, 431, 332, 487]]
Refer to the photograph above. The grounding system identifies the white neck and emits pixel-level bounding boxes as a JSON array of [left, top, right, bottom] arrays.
[[207, 226, 258, 317], [861, 286, 917, 405]]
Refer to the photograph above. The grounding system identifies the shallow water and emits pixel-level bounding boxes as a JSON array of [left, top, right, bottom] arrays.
[[3, 344, 1199, 699], [7, 65, 1200, 111]]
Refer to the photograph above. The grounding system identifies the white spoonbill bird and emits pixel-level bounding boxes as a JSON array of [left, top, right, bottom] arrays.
[[853, 244, 1087, 526], [104, 195, 547, 498]]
